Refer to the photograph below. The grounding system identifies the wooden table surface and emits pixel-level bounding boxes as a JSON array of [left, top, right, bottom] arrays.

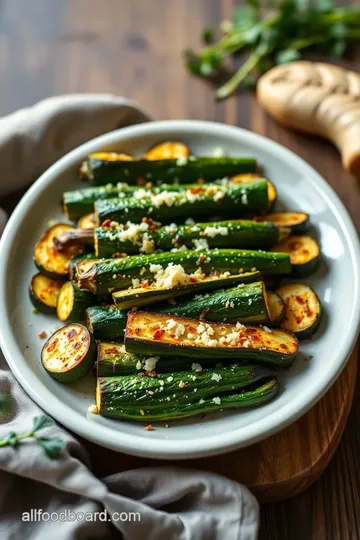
[[1, 1, 360, 538]]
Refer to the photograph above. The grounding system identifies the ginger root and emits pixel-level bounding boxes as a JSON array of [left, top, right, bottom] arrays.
[[257, 61, 360, 176]]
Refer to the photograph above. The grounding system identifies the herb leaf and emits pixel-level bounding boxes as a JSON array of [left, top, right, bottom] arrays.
[[32, 415, 55, 433], [37, 437, 64, 459]]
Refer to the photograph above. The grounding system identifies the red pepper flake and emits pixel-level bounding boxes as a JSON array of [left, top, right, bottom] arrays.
[[295, 295, 305, 304], [253, 216, 264, 223], [105, 347, 120, 355], [141, 280, 149, 288], [46, 340, 57, 352], [200, 307, 210, 321], [136, 177, 145, 186], [73, 342, 81, 350], [196, 254, 206, 266], [101, 219, 111, 228], [38, 331, 47, 339], [153, 329, 165, 340], [117, 274, 125, 279], [189, 186, 204, 194], [112, 252, 126, 258], [144, 424, 153, 431], [142, 217, 157, 232], [189, 277, 198, 283], [280, 344, 288, 350]]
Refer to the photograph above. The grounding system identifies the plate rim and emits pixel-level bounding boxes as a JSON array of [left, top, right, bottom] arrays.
[[0, 119, 359, 459]]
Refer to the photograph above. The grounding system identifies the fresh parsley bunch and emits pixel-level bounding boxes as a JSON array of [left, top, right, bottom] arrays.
[[185, 0, 360, 99]]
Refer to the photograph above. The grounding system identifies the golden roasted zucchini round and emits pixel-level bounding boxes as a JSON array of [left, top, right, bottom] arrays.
[[41, 323, 96, 382], [34, 224, 84, 279], [29, 273, 64, 314], [271, 235, 320, 276], [145, 141, 190, 160], [276, 283, 322, 339]]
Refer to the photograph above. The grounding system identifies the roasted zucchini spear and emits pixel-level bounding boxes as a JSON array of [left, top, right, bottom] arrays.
[[80, 152, 257, 186], [96, 342, 221, 376], [125, 312, 299, 368], [95, 365, 279, 421], [94, 180, 269, 224], [53, 218, 289, 257], [77, 249, 291, 295], [112, 271, 260, 310]]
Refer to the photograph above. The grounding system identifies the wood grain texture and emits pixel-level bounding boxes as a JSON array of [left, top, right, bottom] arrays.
[[0, 0, 359, 538]]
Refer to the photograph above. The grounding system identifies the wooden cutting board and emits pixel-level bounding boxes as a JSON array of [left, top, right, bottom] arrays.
[[86, 345, 357, 503]]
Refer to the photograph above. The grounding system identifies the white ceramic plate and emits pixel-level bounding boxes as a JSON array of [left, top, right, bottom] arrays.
[[0, 120, 359, 459]]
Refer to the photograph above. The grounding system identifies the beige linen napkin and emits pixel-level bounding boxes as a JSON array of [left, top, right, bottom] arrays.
[[0, 94, 259, 540]]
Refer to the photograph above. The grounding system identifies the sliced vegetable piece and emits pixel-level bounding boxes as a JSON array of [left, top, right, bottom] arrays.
[[80, 154, 257, 186], [57, 282, 95, 322], [29, 273, 64, 314], [145, 141, 190, 160], [155, 281, 270, 324], [271, 235, 320, 276], [96, 366, 279, 420], [79, 152, 133, 180], [86, 305, 129, 340], [254, 212, 309, 234], [266, 291, 285, 325], [96, 342, 220, 376], [125, 312, 298, 368], [276, 283, 322, 339], [34, 224, 83, 278], [95, 179, 269, 224], [78, 213, 98, 229], [112, 271, 260, 310], [69, 252, 98, 280], [230, 174, 276, 210], [41, 324, 96, 382], [78, 249, 291, 295]]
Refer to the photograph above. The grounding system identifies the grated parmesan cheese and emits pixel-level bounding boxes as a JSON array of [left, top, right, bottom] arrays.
[[191, 363, 203, 372], [144, 356, 160, 372], [212, 397, 221, 405], [211, 373, 222, 382], [193, 238, 209, 251], [176, 156, 188, 166], [203, 226, 228, 237]]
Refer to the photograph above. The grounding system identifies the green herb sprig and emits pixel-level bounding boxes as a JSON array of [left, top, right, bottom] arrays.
[[0, 395, 64, 460], [185, 0, 360, 99]]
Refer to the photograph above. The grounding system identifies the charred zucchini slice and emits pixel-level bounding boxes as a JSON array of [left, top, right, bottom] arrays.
[[145, 141, 190, 160], [125, 312, 299, 368], [29, 273, 64, 314], [41, 324, 96, 382], [57, 282, 94, 322], [255, 212, 309, 234], [266, 291, 285, 325], [271, 235, 320, 276], [78, 213, 98, 229], [229, 174, 276, 210], [112, 271, 260, 310], [34, 224, 83, 279], [276, 283, 322, 339]]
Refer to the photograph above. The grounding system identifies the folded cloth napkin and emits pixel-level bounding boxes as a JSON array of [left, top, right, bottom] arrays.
[[0, 95, 259, 540]]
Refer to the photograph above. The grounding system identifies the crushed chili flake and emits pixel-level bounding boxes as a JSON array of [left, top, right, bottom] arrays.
[[136, 177, 145, 185], [189, 277, 198, 283], [117, 274, 125, 279], [112, 252, 126, 258], [141, 280, 149, 288], [153, 329, 165, 340], [38, 331, 47, 339], [199, 307, 210, 321], [189, 186, 204, 194], [144, 425, 153, 431], [101, 219, 111, 228], [196, 254, 206, 266]]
